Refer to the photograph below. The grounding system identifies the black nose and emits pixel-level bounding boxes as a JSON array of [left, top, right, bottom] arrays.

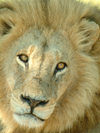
[[20, 94, 49, 108]]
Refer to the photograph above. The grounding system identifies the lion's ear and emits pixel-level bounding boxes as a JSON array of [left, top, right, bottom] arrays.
[[0, 3, 15, 36], [78, 19, 100, 53]]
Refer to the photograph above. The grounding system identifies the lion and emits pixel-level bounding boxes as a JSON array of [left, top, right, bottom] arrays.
[[0, 0, 100, 133]]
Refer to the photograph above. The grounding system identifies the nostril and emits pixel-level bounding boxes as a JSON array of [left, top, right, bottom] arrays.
[[38, 100, 49, 107], [20, 94, 31, 105]]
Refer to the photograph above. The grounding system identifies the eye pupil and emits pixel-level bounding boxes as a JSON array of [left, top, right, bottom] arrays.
[[56, 62, 67, 71], [58, 63, 64, 69], [18, 54, 28, 63]]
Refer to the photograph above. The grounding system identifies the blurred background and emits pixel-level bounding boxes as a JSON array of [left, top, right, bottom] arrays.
[[80, 0, 100, 5]]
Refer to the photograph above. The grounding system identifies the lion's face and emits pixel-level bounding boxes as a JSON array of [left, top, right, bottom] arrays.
[[1, 20, 100, 131], [3, 20, 100, 128], [5, 28, 73, 128]]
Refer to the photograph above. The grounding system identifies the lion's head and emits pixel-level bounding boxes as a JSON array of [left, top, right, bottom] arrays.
[[0, 0, 100, 133]]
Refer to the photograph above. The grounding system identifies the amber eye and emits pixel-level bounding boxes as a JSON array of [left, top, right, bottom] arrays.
[[55, 62, 67, 73], [17, 54, 29, 63]]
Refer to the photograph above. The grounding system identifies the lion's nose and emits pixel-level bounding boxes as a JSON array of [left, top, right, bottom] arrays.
[[20, 94, 49, 108]]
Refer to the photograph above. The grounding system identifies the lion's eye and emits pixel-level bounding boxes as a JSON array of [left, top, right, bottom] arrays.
[[55, 62, 67, 73], [17, 54, 29, 63], [56, 62, 67, 70]]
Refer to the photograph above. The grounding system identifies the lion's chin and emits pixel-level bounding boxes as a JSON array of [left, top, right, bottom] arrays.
[[13, 113, 45, 128]]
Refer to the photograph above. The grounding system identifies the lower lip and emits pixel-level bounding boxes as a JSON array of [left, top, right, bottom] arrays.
[[14, 113, 45, 122]]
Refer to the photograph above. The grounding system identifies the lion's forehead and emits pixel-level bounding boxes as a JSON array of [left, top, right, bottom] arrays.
[[15, 29, 68, 54]]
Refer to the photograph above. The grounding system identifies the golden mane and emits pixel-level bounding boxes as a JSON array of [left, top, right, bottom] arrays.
[[0, 0, 100, 28]]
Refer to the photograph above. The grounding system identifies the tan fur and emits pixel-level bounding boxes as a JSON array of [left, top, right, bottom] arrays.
[[0, 0, 100, 133]]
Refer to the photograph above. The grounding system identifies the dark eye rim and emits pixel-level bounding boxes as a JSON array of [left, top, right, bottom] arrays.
[[17, 54, 29, 63]]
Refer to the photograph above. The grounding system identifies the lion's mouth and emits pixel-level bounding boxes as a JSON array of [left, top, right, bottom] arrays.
[[14, 112, 45, 122]]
